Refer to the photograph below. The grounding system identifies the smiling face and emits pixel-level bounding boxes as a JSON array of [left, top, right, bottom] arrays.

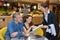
[[40, 6, 46, 12], [26, 16, 32, 24], [23, 15, 33, 24], [40, 3, 49, 13], [40, 6, 48, 14]]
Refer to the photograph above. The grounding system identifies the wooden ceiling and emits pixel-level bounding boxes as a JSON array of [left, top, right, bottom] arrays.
[[0, 0, 59, 4]]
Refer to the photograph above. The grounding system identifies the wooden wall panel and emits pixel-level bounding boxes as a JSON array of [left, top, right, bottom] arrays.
[[0, 15, 43, 28]]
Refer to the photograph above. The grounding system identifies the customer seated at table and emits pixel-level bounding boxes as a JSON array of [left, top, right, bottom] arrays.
[[23, 15, 35, 35], [5, 13, 24, 40]]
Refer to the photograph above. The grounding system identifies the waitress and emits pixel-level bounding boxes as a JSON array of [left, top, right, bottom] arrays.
[[40, 3, 59, 40]]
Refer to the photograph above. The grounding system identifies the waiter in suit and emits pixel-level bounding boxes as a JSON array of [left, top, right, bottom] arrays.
[[40, 3, 59, 40]]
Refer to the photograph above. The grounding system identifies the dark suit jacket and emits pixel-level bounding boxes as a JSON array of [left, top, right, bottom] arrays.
[[43, 11, 59, 36]]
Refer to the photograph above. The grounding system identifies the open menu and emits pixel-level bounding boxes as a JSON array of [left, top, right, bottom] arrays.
[[31, 24, 43, 36], [32, 24, 43, 32]]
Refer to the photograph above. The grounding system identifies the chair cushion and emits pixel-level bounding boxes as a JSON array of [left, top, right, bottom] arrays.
[[0, 27, 7, 40]]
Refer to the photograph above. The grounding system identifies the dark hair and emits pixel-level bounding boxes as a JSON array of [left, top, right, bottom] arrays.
[[12, 12, 20, 19], [23, 15, 32, 23], [41, 3, 49, 8], [23, 15, 34, 26]]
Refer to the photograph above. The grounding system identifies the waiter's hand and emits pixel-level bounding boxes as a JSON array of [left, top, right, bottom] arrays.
[[11, 32, 18, 37], [42, 25, 48, 28]]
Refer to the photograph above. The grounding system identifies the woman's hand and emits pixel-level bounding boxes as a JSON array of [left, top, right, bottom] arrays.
[[31, 25, 36, 29]]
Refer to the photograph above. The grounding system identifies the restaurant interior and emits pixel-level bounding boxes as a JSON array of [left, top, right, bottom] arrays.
[[0, 0, 60, 40]]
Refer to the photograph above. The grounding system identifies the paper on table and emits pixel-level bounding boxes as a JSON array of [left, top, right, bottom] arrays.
[[32, 24, 43, 32]]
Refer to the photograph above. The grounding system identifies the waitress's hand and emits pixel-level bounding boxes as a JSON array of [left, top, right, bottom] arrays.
[[42, 25, 48, 28]]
